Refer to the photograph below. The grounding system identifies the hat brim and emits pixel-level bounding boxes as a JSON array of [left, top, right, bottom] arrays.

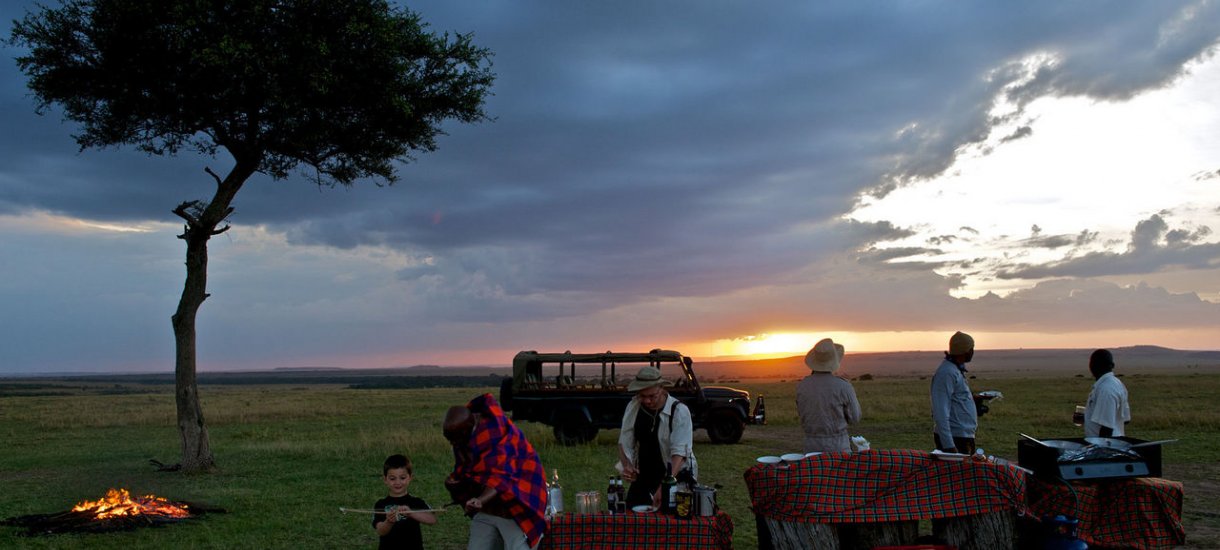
[[627, 378, 674, 392], [805, 344, 845, 373]]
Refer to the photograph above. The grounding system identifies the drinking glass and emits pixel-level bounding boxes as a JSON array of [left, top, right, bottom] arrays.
[[1072, 405, 1085, 427]]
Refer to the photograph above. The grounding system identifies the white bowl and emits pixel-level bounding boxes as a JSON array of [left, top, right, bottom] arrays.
[[804, 452, 822, 458], [780, 453, 805, 462], [756, 455, 783, 466], [631, 504, 656, 513]]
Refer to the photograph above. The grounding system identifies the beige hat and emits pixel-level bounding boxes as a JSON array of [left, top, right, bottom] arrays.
[[949, 331, 975, 355], [804, 338, 844, 373], [627, 365, 674, 392]]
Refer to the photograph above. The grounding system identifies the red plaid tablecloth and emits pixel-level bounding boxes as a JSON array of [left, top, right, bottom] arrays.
[[1026, 476, 1185, 550], [744, 449, 1026, 523], [540, 510, 733, 550]]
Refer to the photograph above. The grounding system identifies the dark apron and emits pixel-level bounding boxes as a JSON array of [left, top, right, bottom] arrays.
[[626, 406, 665, 506]]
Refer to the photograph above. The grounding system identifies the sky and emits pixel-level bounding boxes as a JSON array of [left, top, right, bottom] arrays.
[[3, 2, 1220, 374]]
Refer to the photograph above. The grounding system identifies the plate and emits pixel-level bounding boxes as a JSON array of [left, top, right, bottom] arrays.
[[756, 455, 783, 466], [930, 450, 969, 462], [804, 452, 822, 458], [780, 453, 806, 462], [631, 505, 656, 513]]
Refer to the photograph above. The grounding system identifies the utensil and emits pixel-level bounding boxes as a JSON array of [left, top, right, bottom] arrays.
[[1019, 433, 1052, 447], [1041, 440, 1086, 452], [1128, 439, 1177, 449]]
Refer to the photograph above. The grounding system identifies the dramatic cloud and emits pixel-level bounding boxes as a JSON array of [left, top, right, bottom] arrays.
[[3, 2, 1220, 373], [999, 214, 1220, 279]]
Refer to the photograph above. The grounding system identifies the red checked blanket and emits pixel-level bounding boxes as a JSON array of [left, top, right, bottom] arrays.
[[1027, 476, 1184, 550], [744, 449, 1026, 523]]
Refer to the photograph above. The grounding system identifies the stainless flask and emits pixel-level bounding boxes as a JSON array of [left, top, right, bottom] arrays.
[[693, 485, 716, 517]]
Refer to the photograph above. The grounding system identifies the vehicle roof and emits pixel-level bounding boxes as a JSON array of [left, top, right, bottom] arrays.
[[513, 349, 687, 364], [511, 349, 689, 391]]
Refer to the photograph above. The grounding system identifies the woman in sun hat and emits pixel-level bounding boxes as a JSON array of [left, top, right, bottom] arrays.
[[617, 365, 698, 507], [795, 338, 862, 453]]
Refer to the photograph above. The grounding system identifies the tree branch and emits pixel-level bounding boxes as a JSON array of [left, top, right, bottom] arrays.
[[204, 166, 223, 187], [172, 201, 199, 224]]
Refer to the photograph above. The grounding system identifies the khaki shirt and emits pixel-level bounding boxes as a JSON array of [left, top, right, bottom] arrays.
[[796, 372, 862, 452]]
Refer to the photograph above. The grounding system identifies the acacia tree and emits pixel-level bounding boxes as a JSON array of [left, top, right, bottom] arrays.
[[10, 0, 494, 472]]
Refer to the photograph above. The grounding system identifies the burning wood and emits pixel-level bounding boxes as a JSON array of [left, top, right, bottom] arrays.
[[72, 488, 190, 520], [2, 488, 222, 535]]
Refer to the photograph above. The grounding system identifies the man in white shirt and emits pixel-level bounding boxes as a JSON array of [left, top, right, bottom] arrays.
[[1083, 349, 1131, 438]]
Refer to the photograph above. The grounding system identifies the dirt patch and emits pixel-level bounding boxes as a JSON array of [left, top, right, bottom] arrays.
[[1165, 463, 1220, 548]]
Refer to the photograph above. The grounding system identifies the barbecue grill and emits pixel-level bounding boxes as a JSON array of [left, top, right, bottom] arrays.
[[1017, 436, 1164, 481]]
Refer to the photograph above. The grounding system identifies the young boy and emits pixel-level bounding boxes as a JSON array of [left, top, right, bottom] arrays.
[[373, 454, 437, 549]]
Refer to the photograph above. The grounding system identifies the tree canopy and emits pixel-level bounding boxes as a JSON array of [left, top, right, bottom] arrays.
[[11, 0, 495, 185], [9, 0, 495, 472]]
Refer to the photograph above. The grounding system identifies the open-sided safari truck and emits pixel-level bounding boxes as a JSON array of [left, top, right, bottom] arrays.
[[499, 349, 765, 445]]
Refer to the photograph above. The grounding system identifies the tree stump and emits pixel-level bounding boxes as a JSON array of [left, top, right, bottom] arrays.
[[763, 518, 839, 550], [934, 510, 1015, 550], [837, 520, 919, 549]]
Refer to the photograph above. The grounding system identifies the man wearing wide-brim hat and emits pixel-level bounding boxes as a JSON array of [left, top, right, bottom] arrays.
[[796, 338, 862, 453], [930, 331, 978, 454], [617, 365, 698, 508]]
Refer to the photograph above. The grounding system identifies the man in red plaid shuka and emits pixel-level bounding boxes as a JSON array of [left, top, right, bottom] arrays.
[[445, 393, 548, 549]]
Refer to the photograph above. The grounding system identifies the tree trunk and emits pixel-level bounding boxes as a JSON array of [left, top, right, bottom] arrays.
[[169, 161, 255, 473], [837, 520, 918, 549], [171, 225, 216, 472], [934, 511, 1015, 550], [763, 518, 839, 550]]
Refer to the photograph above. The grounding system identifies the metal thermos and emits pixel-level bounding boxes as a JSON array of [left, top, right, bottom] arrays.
[[693, 485, 716, 517]]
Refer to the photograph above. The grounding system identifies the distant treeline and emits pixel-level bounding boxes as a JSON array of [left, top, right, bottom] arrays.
[[0, 374, 509, 396], [347, 376, 507, 390]]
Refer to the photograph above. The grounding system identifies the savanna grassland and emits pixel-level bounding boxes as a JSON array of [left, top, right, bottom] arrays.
[[2, 368, 1218, 549]]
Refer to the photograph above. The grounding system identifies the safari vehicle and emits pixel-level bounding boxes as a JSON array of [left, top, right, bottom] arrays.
[[499, 349, 765, 445]]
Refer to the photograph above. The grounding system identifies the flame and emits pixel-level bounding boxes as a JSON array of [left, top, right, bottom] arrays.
[[72, 488, 190, 520]]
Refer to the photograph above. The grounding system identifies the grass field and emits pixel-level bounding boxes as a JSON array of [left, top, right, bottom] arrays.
[[2, 369, 1218, 548]]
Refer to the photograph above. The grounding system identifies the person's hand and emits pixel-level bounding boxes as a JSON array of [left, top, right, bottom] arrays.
[[620, 464, 638, 482], [385, 506, 400, 523], [464, 497, 484, 515], [651, 488, 662, 510]]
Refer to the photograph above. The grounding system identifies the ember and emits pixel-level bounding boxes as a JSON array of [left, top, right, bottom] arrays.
[[72, 488, 190, 520]]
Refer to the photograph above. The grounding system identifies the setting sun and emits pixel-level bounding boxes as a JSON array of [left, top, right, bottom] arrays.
[[708, 332, 822, 359]]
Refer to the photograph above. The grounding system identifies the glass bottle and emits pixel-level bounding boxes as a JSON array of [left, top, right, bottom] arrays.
[[606, 475, 617, 514], [614, 478, 624, 517], [662, 474, 678, 515], [548, 469, 563, 514]]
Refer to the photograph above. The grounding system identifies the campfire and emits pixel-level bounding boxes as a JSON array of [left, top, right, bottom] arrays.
[[72, 488, 191, 520], [2, 488, 220, 535]]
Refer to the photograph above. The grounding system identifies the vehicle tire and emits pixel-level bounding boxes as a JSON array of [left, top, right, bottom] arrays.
[[553, 418, 598, 446], [705, 409, 744, 444]]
